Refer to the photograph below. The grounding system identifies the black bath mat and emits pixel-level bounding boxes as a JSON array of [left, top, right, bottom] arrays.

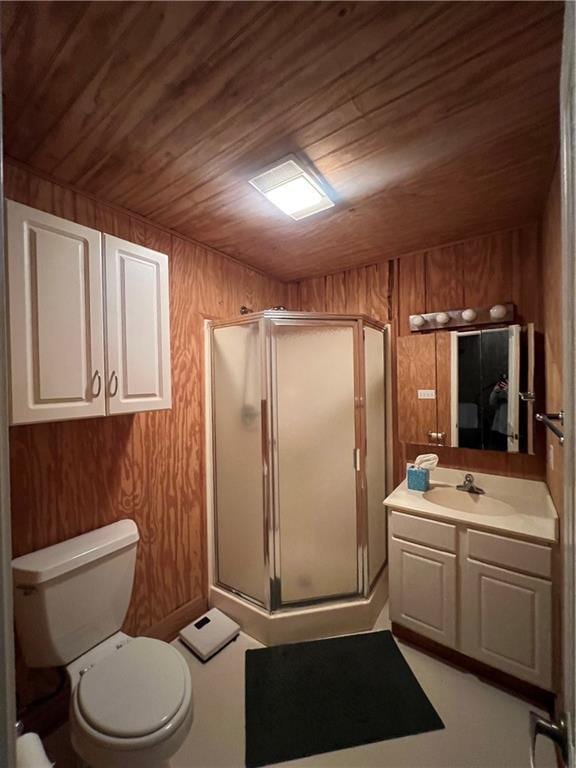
[[245, 630, 444, 767]]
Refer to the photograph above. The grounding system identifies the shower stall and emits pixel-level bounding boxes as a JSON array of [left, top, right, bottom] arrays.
[[208, 311, 388, 640]]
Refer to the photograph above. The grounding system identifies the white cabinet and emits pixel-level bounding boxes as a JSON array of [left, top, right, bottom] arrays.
[[104, 235, 171, 414], [7, 201, 106, 423], [461, 558, 552, 689], [6, 202, 172, 424], [390, 536, 457, 648], [389, 509, 554, 690]]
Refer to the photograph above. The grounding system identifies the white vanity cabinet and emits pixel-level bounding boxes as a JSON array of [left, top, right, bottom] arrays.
[[6, 201, 171, 424], [461, 530, 552, 688], [389, 536, 457, 648], [461, 558, 552, 688], [389, 510, 554, 691], [389, 512, 458, 648]]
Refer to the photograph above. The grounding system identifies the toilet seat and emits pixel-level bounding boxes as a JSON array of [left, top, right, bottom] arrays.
[[77, 637, 186, 738], [70, 636, 193, 767]]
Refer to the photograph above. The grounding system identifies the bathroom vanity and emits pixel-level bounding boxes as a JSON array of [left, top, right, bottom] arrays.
[[385, 468, 558, 698]]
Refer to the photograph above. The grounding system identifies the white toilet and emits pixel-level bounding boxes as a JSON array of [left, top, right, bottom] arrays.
[[12, 520, 193, 768]]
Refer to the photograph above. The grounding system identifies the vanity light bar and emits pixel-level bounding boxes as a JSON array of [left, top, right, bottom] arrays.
[[409, 303, 515, 333]]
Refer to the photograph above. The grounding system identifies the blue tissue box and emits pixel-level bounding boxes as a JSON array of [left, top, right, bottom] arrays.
[[407, 464, 430, 491]]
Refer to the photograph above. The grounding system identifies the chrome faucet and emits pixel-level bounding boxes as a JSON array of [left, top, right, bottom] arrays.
[[456, 473, 485, 495]]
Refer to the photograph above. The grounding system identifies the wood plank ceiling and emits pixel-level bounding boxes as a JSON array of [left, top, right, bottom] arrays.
[[1, 1, 563, 281]]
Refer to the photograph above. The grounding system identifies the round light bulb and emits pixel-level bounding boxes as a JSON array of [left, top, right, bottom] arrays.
[[435, 312, 450, 325], [462, 308, 477, 322], [490, 304, 507, 320], [412, 314, 426, 328]]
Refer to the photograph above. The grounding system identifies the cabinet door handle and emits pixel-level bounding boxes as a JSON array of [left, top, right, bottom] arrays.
[[108, 371, 119, 398], [91, 370, 102, 398]]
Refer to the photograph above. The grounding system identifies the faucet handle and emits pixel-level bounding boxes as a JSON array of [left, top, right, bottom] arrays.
[[464, 473, 474, 482]]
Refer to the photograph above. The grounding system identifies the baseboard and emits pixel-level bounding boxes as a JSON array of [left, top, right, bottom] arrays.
[[144, 596, 208, 642], [392, 622, 556, 711]]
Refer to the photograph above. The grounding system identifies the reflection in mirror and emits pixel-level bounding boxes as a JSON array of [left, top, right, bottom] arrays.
[[449, 324, 533, 454]]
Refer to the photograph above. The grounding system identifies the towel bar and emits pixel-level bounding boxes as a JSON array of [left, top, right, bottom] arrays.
[[535, 412, 564, 445]]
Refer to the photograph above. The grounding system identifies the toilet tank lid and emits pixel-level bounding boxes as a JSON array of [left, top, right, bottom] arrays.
[[12, 520, 139, 585]]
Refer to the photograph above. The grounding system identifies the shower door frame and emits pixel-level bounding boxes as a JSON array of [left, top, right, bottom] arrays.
[[362, 318, 389, 593], [209, 311, 387, 614]]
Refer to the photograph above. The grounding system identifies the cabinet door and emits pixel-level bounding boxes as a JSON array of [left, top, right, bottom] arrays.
[[6, 201, 105, 424], [104, 235, 171, 414], [461, 558, 552, 689], [390, 536, 457, 648], [396, 334, 438, 444]]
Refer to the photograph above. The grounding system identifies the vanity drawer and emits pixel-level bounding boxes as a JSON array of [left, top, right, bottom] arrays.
[[390, 511, 457, 553], [467, 529, 552, 579]]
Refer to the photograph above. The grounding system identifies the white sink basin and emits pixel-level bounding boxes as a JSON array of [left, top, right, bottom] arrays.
[[423, 486, 515, 516], [384, 467, 558, 542]]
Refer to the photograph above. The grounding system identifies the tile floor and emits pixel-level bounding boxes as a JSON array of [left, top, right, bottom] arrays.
[[45, 604, 557, 768]]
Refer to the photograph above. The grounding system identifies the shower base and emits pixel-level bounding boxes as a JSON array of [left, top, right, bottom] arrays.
[[209, 569, 388, 646]]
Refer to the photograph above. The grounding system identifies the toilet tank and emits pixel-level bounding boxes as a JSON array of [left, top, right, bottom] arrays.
[[12, 520, 139, 668]]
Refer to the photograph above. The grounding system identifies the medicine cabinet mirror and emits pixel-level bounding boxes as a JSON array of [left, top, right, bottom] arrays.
[[450, 324, 534, 453]]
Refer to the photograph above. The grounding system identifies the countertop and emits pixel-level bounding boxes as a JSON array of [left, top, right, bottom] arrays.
[[384, 467, 558, 544]]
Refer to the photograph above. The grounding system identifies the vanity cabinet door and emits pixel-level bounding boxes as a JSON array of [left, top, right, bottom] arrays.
[[104, 235, 171, 414], [390, 536, 457, 648], [461, 558, 552, 689], [6, 200, 106, 424]]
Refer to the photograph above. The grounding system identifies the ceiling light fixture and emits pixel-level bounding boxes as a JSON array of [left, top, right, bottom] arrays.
[[249, 157, 334, 220]]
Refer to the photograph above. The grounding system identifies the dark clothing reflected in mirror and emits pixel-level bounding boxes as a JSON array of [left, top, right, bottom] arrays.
[[457, 330, 509, 452], [488, 377, 508, 451]]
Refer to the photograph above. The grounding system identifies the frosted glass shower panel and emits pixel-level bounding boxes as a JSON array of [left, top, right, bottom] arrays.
[[212, 323, 266, 604], [365, 326, 387, 585], [273, 322, 359, 603]]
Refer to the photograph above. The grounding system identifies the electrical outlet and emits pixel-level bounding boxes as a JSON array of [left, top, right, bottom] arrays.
[[548, 443, 555, 471]]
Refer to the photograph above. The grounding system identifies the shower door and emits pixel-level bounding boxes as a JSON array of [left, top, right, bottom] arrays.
[[212, 320, 267, 605], [269, 319, 363, 606]]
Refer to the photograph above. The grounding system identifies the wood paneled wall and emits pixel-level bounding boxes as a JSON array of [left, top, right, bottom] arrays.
[[296, 224, 546, 483], [295, 262, 394, 321], [542, 162, 563, 515], [397, 226, 542, 336], [5, 160, 289, 705]]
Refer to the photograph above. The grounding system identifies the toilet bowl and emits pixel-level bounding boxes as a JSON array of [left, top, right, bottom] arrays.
[[70, 637, 193, 768], [11, 521, 194, 768]]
